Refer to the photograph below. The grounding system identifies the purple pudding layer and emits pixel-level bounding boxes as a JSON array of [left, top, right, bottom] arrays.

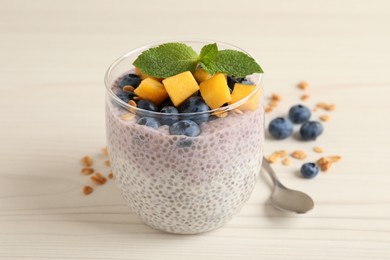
[[106, 90, 264, 234]]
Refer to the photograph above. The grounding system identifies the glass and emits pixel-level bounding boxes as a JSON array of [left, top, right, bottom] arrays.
[[105, 40, 264, 234]]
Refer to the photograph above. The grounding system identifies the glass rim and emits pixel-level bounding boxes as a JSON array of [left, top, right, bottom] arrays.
[[104, 39, 263, 116]]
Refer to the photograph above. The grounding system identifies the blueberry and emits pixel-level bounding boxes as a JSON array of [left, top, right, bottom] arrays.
[[115, 91, 130, 103], [268, 117, 293, 139], [161, 99, 174, 108], [114, 89, 137, 104], [169, 120, 201, 137], [227, 75, 245, 90], [300, 163, 319, 178], [127, 92, 137, 100], [299, 121, 323, 140], [136, 117, 160, 129], [160, 106, 179, 126], [179, 96, 210, 124], [240, 79, 253, 85], [288, 104, 311, 124], [137, 100, 158, 112], [119, 73, 142, 89]]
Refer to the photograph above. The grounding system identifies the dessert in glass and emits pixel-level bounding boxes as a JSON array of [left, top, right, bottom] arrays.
[[105, 40, 264, 234]]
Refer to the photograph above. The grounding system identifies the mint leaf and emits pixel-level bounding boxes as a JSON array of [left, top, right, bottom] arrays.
[[199, 43, 218, 65], [202, 49, 263, 78], [133, 43, 199, 78]]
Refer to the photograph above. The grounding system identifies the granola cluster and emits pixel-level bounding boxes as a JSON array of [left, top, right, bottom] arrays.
[[79, 148, 113, 195]]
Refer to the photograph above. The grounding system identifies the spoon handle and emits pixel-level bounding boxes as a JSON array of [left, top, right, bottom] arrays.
[[262, 156, 284, 188]]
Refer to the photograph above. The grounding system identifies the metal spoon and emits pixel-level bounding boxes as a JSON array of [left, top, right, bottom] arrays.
[[262, 157, 314, 213]]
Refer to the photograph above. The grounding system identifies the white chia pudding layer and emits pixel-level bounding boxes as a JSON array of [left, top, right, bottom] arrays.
[[106, 98, 264, 234]]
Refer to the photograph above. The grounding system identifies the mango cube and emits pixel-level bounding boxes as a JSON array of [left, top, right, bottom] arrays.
[[193, 68, 212, 83], [199, 73, 231, 109], [134, 77, 169, 105], [162, 71, 200, 107], [228, 83, 261, 111]]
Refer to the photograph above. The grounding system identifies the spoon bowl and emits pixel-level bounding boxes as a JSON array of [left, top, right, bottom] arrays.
[[262, 157, 314, 213]]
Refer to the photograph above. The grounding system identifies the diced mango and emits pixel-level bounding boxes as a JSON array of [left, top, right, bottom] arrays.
[[199, 73, 231, 109], [134, 67, 164, 81], [193, 68, 212, 83], [162, 71, 200, 107], [228, 83, 261, 111], [134, 77, 169, 105]]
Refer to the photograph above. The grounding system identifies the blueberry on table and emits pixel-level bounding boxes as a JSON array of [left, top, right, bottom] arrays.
[[268, 117, 293, 139], [137, 117, 161, 129], [288, 104, 311, 124], [300, 163, 319, 178], [119, 73, 142, 89], [299, 121, 324, 140], [179, 96, 210, 124], [137, 99, 158, 112], [160, 106, 179, 126], [169, 120, 201, 137]]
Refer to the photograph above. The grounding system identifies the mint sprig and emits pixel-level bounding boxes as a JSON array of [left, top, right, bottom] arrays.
[[133, 43, 199, 78], [133, 42, 263, 78], [199, 43, 218, 65], [201, 49, 263, 78]]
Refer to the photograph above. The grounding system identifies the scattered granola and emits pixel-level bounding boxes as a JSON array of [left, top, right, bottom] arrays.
[[81, 167, 94, 175], [266, 153, 280, 164], [83, 186, 94, 195], [275, 150, 288, 158], [316, 157, 332, 171], [79, 148, 115, 196], [90, 172, 107, 185], [269, 100, 279, 108], [313, 146, 323, 153], [320, 114, 330, 122], [80, 156, 93, 167], [291, 150, 307, 160], [271, 93, 281, 101], [316, 156, 341, 171], [328, 155, 342, 162], [316, 102, 336, 111], [282, 158, 291, 166], [265, 93, 282, 112], [297, 81, 309, 90], [300, 94, 309, 101], [266, 150, 288, 163], [265, 80, 341, 176], [325, 104, 336, 111], [104, 160, 111, 166]]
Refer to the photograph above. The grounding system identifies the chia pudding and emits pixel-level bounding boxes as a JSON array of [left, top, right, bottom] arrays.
[[105, 41, 264, 234]]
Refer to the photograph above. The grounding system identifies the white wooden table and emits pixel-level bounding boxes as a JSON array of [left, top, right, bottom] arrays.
[[1, 0, 390, 259]]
